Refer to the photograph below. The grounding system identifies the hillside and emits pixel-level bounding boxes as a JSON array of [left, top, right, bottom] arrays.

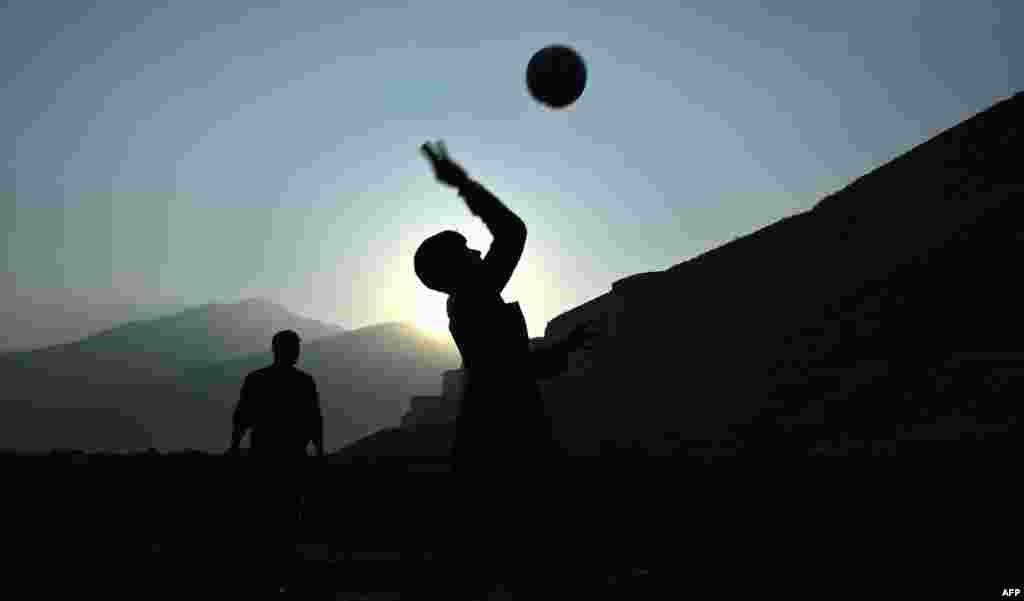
[[0, 300, 458, 452], [534, 91, 1023, 457]]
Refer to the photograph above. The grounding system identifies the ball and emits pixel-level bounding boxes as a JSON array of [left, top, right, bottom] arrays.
[[526, 44, 587, 109]]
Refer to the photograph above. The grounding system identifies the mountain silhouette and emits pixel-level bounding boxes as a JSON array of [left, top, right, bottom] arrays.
[[0, 299, 345, 451], [1, 302, 461, 453], [4, 298, 343, 372], [0, 292, 188, 353]]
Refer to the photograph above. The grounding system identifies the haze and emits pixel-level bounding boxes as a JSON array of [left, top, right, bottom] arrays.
[[3, 1, 1019, 350]]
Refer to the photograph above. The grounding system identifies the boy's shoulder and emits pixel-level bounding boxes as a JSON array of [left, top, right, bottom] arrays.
[[450, 284, 503, 303], [247, 365, 312, 381], [246, 365, 273, 380], [448, 290, 504, 318]]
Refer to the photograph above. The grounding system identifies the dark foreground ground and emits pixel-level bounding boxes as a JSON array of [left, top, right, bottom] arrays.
[[3, 448, 1017, 599]]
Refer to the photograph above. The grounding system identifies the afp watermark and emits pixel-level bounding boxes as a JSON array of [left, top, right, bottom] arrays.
[[1002, 589, 1021, 597]]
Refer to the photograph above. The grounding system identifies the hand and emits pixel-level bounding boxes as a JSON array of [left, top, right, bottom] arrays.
[[566, 321, 602, 352], [420, 140, 469, 188]]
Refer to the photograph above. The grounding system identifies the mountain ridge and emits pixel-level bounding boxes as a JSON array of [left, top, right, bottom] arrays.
[[0, 300, 458, 453]]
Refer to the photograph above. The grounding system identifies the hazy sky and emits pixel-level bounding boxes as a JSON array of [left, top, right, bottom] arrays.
[[3, 0, 1020, 345]]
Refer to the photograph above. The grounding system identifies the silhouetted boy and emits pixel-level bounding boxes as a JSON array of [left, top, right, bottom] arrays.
[[229, 330, 324, 461], [415, 140, 597, 475], [228, 329, 323, 554]]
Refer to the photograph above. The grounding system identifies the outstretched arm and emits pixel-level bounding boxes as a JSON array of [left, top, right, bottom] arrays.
[[530, 321, 603, 380], [421, 140, 527, 294]]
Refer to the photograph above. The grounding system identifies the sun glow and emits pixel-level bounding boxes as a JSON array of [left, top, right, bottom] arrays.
[[412, 291, 452, 342], [394, 254, 565, 343], [382, 212, 572, 344]]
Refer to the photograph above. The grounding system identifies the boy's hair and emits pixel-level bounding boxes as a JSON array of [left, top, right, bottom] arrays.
[[271, 330, 300, 353], [414, 230, 467, 294]]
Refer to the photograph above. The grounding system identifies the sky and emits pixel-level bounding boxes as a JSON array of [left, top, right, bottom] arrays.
[[3, 0, 1020, 348]]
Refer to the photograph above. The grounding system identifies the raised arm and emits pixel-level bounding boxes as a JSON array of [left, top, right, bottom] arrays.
[[421, 140, 527, 294], [459, 178, 526, 294], [530, 321, 603, 380]]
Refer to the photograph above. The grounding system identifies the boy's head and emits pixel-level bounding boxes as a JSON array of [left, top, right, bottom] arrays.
[[414, 230, 483, 294], [271, 330, 301, 365]]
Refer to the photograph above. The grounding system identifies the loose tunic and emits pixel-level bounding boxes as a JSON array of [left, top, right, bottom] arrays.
[[442, 178, 571, 473]]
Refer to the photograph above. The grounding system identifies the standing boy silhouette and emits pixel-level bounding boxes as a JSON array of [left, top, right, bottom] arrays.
[[229, 330, 324, 463], [228, 330, 323, 580]]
